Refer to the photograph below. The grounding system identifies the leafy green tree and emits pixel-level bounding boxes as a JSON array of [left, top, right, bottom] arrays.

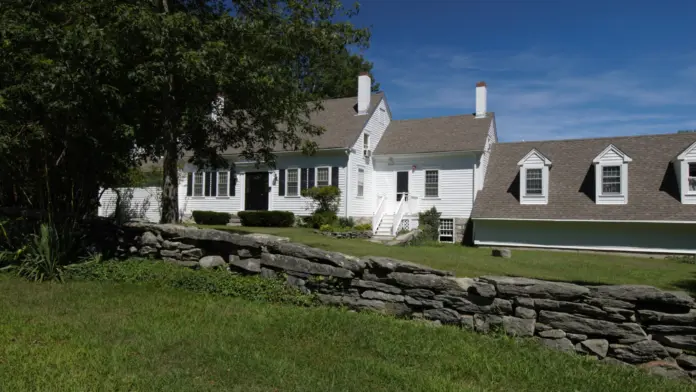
[[116, 0, 372, 222]]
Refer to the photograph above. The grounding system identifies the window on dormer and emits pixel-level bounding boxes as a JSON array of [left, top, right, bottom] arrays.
[[525, 168, 543, 195], [689, 163, 696, 192], [602, 166, 621, 194]]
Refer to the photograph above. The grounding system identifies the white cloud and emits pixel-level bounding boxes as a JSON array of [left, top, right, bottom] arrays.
[[379, 48, 696, 141]]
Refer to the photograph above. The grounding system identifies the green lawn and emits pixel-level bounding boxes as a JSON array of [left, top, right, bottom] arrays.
[[201, 225, 696, 292], [1, 276, 692, 392]]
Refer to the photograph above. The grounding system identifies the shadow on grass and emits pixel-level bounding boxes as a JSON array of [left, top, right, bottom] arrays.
[[674, 273, 696, 297]]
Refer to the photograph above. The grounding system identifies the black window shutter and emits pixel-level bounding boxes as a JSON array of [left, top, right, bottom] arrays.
[[229, 172, 235, 196], [186, 173, 192, 196], [278, 169, 285, 196], [308, 168, 315, 188], [331, 167, 339, 186], [204, 172, 211, 196], [211, 172, 217, 197], [301, 168, 309, 191]]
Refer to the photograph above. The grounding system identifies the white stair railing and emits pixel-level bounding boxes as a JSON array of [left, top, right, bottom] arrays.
[[391, 193, 408, 236], [372, 195, 386, 234]]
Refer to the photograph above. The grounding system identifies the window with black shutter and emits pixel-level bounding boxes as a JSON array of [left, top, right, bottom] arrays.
[[307, 168, 315, 188], [278, 169, 286, 196], [210, 171, 217, 197], [229, 173, 236, 196], [186, 173, 193, 196], [204, 172, 212, 196], [301, 168, 309, 192], [331, 167, 339, 186]]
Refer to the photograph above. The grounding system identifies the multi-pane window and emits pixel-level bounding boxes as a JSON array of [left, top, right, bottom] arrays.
[[363, 134, 370, 152], [525, 168, 543, 195], [357, 168, 365, 197], [193, 172, 204, 196], [317, 167, 330, 187], [425, 170, 439, 198], [287, 168, 299, 196], [439, 219, 454, 243], [218, 172, 229, 197], [602, 166, 622, 194], [689, 163, 696, 192]]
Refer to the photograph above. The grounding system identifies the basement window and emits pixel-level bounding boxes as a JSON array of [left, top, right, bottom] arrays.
[[439, 218, 454, 243]]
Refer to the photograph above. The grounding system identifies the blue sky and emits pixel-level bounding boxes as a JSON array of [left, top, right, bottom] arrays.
[[349, 0, 696, 142]]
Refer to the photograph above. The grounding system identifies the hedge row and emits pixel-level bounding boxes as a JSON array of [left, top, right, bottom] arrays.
[[237, 211, 295, 227]]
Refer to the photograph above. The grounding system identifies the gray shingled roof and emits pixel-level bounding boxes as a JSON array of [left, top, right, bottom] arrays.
[[375, 114, 494, 155], [471, 132, 696, 222], [219, 93, 384, 155]]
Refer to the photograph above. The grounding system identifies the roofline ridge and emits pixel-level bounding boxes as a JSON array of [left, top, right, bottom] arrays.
[[497, 131, 694, 146]]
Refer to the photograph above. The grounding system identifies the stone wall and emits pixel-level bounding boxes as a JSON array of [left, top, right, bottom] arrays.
[[316, 230, 373, 240], [120, 222, 696, 381]]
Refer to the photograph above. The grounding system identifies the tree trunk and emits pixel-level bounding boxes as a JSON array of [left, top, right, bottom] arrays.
[[160, 140, 179, 223]]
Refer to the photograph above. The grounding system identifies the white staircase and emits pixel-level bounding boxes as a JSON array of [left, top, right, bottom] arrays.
[[373, 214, 394, 239]]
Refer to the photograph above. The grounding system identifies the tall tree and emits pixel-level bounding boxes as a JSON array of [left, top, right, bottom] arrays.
[[303, 48, 380, 99], [113, 0, 371, 222], [0, 0, 141, 216]]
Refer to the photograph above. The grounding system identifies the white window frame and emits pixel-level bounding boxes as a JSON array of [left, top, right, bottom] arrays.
[[600, 165, 622, 195], [217, 171, 229, 197], [363, 133, 370, 155], [592, 144, 631, 205], [193, 172, 204, 197], [316, 167, 330, 187], [517, 149, 551, 205], [673, 141, 696, 204], [286, 168, 300, 197], [357, 167, 365, 197], [438, 218, 455, 243], [525, 168, 543, 196], [688, 162, 696, 194], [379, 108, 387, 125], [424, 170, 439, 198]]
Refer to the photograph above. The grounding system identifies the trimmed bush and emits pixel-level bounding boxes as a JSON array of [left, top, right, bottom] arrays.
[[192, 210, 232, 225], [306, 210, 337, 229], [418, 207, 441, 241], [338, 217, 355, 228], [354, 223, 372, 231], [237, 211, 295, 227]]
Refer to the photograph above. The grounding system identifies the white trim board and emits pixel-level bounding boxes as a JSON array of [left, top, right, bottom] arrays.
[[473, 240, 696, 255], [472, 218, 696, 225]]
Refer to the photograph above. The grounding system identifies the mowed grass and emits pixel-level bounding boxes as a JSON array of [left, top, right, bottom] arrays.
[[200, 225, 696, 291], [1, 276, 692, 392]]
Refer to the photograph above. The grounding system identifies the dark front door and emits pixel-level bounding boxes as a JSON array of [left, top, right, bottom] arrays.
[[396, 171, 409, 201], [245, 172, 269, 211]]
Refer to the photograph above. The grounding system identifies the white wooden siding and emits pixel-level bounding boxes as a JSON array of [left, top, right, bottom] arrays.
[[180, 152, 348, 218], [475, 120, 497, 196], [474, 219, 696, 254], [374, 153, 476, 218], [99, 187, 162, 222], [348, 98, 390, 218]]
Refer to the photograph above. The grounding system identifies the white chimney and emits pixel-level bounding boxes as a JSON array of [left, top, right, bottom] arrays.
[[357, 72, 371, 115], [475, 81, 487, 118]]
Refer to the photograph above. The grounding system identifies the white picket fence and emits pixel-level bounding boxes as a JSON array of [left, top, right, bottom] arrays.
[[98, 187, 162, 223]]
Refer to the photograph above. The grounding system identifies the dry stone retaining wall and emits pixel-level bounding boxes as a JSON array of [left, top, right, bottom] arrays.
[[120, 222, 696, 382]]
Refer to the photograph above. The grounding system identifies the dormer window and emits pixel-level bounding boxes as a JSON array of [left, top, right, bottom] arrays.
[[517, 149, 551, 205], [592, 144, 631, 205], [601, 166, 622, 194], [673, 141, 696, 204], [525, 168, 543, 195], [689, 163, 696, 192]]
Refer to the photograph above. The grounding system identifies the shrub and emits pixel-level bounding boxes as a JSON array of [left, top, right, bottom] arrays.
[[18, 221, 85, 282], [237, 211, 295, 227], [338, 216, 355, 228], [301, 186, 341, 213], [418, 207, 441, 241], [319, 224, 333, 232], [354, 223, 372, 231], [306, 210, 337, 229], [192, 210, 232, 225], [64, 259, 315, 306]]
